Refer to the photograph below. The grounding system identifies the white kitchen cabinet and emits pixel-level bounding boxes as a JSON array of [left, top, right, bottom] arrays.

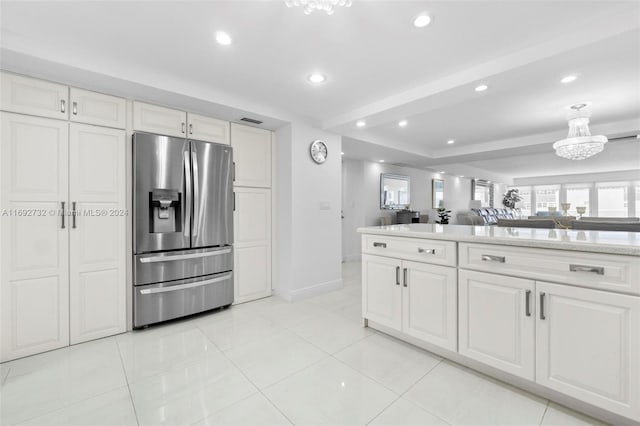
[[69, 88, 126, 129], [68, 123, 126, 344], [362, 254, 402, 330], [188, 113, 230, 144], [403, 260, 457, 351], [133, 101, 187, 138], [1, 72, 69, 120], [536, 281, 640, 420], [231, 123, 272, 188], [362, 254, 457, 350], [459, 270, 535, 380], [0, 113, 70, 362], [233, 187, 272, 303]]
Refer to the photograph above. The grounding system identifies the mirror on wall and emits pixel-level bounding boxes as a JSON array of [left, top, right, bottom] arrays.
[[472, 179, 494, 207], [380, 174, 411, 210], [432, 179, 444, 208]]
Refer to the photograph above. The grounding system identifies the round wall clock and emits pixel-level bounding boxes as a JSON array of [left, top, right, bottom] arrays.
[[310, 139, 328, 164]]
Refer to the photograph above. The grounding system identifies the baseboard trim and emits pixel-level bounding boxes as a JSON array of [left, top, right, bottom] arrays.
[[287, 278, 343, 302]]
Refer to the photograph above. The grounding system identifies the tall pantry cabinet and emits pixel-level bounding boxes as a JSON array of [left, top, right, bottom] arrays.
[[231, 123, 273, 304], [0, 72, 127, 362]]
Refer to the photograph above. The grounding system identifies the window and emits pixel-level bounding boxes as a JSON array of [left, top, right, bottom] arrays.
[[597, 184, 628, 217], [508, 186, 531, 217], [472, 180, 493, 208], [534, 186, 559, 213], [566, 187, 590, 217]]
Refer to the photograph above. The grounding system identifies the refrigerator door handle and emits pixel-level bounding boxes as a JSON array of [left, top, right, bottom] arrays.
[[191, 149, 200, 238], [184, 150, 192, 238], [139, 272, 232, 294]]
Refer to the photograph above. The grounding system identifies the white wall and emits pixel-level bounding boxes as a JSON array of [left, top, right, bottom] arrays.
[[274, 123, 343, 301], [341, 159, 472, 261]]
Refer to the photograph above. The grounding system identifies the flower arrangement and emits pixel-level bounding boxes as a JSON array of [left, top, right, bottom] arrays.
[[435, 207, 452, 224], [502, 189, 522, 209]]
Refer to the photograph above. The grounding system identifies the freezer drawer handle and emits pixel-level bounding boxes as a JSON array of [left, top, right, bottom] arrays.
[[481, 254, 505, 263], [139, 249, 232, 263], [569, 264, 604, 275], [373, 242, 387, 248], [418, 248, 435, 254], [139, 273, 232, 295]]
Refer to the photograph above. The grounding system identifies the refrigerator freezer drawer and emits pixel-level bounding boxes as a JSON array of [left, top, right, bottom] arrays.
[[134, 246, 233, 286], [133, 272, 233, 328]]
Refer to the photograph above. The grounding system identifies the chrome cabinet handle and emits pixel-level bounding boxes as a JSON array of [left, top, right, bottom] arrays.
[[418, 248, 435, 254], [373, 242, 387, 248], [183, 150, 191, 237], [181, 122, 186, 133], [569, 264, 604, 275], [189, 123, 193, 134], [403, 268, 408, 287], [60, 99, 66, 113], [61, 201, 66, 229], [395, 266, 400, 286], [481, 254, 505, 263], [139, 273, 232, 295], [72, 202, 77, 229], [139, 248, 232, 263], [539, 292, 546, 320], [72, 101, 78, 115], [525, 290, 531, 317]]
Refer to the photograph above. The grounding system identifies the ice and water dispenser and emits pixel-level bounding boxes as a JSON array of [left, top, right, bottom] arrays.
[[149, 189, 182, 233]]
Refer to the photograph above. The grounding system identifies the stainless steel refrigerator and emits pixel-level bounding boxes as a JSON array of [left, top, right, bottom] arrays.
[[133, 132, 233, 327]]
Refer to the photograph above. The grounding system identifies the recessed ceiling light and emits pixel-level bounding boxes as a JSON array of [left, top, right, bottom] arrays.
[[447, 139, 455, 145], [356, 120, 366, 128], [459, 175, 465, 178], [475, 84, 488, 92], [379, 160, 385, 163], [308, 73, 326, 84], [561, 75, 577, 84], [398, 120, 408, 127], [215, 31, 232, 46], [341, 152, 345, 155], [439, 171, 445, 174], [412, 13, 432, 28]]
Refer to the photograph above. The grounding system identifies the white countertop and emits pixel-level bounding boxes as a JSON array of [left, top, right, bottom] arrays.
[[358, 224, 640, 256]]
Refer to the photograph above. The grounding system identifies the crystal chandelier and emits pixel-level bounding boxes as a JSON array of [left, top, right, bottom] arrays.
[[553, 104, 608, 160], [285, 0, 352, 15]]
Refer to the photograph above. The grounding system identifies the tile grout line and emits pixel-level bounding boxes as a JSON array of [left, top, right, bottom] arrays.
[[539, 400, 551, 426], [212, 335, 297, 426], [115, 338, 142, 426]]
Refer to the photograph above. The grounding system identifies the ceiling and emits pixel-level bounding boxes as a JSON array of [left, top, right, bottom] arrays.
[[1, 0, 638, 180]]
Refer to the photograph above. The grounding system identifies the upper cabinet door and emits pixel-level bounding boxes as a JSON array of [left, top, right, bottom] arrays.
[[68, 123, 126, 344], [69, 88, 126, 129], [536, 281, 640, 420], [0, 112, 70, 362], [188, 113, 230, 144], [1, 72, 68, 120], [231, 123, 271, 188], [133, 101, 187, 138]]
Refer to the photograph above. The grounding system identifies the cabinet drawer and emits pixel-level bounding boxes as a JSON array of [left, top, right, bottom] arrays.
[[188, 113, 229, 144], [362, 235, 456, 267], [459, 243, 640, 295]]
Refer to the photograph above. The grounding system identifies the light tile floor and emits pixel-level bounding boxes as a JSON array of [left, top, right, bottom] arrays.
[[0, 261, 608, 426]]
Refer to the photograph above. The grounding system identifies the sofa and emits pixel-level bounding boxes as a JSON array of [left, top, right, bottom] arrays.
[[460, 208, 516, 225]]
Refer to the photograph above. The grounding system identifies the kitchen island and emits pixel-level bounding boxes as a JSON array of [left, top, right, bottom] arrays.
[[358, 224, 640, 425]]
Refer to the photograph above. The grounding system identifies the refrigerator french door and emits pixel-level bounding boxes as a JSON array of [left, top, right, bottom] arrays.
[[133, 132, 233, 327]]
